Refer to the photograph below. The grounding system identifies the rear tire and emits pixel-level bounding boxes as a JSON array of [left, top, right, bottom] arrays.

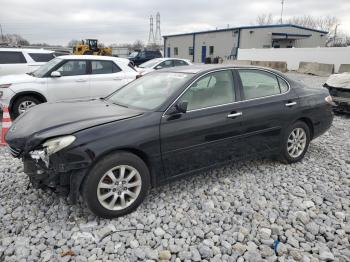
[[280, 121, 310, 164], [12, 96, 42, 119], [82, 151, 150, 218]]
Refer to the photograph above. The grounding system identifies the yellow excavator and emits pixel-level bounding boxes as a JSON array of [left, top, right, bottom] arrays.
[[73, 39, 112, 56]]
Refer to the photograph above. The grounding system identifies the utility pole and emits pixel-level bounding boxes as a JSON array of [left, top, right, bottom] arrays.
[[333, 24, 340, 46], [280, 0, 285, 24], [0, 23, 4, 43]]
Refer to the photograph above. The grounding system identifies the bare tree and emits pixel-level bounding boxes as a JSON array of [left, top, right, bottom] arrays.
[[132, 40, 144, 51], [3, 34, 30, 46], [287, 15, 338, 33], [67, 39, 80, 47], [256, 13, 274, 25]]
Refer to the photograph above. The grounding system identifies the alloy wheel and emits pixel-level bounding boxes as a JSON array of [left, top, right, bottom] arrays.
[[287, 127, 307, 158], [97, 165, 142, 211], [18, 100, 37, 114]]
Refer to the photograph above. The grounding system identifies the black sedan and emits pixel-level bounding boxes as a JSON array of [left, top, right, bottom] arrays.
[[5, 65, 334, 218]]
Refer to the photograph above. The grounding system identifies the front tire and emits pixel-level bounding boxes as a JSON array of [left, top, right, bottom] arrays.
[[280, 121, 310, 164], [82, 152, 150, 218], [12, 96, 42, 119]]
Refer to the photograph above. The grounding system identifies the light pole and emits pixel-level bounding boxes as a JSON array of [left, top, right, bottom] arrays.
[[280, 0, 285, 24], [333, 24, 340, 46], [0, 23, 4, 43]]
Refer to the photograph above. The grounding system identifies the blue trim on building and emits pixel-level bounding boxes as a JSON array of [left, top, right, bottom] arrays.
[[163, 23, 328, 38]]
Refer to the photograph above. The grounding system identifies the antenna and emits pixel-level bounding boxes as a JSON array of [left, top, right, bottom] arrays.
[[148, 15, 155, 46], [280, 0, 285, 24], [155, 12, 162, 45]]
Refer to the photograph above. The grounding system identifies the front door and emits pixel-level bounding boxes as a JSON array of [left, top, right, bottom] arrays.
[[235, 68, 299, 156], [89, 60, 127, 98], [160, 69, 244, 179], [201, 46, 206, 63], [167, 47, 171, 58], [46, 59, 90, 102]]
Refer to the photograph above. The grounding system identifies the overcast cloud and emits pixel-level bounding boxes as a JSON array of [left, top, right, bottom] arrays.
[[1, 0, 349, 45]]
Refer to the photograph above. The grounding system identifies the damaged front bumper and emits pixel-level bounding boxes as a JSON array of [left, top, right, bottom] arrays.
[[8, 144, 91, 203], [324, 84, 350, 113]]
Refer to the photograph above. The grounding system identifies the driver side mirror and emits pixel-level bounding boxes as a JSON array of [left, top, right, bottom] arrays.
[[50, 71, 61, 77], [155, 65, 163, 70], [168, 101, 188, 115]]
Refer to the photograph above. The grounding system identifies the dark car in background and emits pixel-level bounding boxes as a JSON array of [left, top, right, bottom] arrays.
[[128, 50, 162, 66], [6, 65, 333, 218]]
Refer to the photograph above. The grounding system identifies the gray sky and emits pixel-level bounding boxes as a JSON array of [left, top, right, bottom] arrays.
[[1, 0, 349, 46]]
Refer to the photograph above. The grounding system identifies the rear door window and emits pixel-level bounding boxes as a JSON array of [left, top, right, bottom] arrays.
[[28, 53, 55, 62], [238, 70, 285, 100], [91, 61, 121, 74], [0, 51, 27, 64], [174, 60, 188, 66]]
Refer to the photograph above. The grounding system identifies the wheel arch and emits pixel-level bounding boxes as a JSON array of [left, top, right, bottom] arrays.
[[9, 91, 47, 112], [77, 147, 156, 196], [295, 117, 314, 139]]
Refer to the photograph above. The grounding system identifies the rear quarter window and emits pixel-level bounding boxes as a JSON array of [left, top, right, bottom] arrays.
[[28, 53, 55, 62], [0, 51, 27, 64]]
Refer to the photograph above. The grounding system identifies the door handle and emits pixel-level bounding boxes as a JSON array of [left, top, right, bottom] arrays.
[[113, 77, 123, 81], [227, 112, 242, 118], [76, 79, 87, 82], [285, 101, 297, 107]]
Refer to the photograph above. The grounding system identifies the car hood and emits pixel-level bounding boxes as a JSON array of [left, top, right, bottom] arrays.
[[0, 73, 37, 85], [325, 73, 350, 89], [136, 68, 154, 75], [5, 99, 144, 152]]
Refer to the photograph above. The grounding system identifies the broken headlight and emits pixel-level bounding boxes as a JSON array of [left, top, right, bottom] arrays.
[[43, 135, 76, 156]]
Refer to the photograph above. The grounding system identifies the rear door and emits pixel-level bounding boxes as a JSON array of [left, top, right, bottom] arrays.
[[160, 69, 245, 178], [89, 60, 126, 98], [234, 68, 299, 155], [0, 51, 28, 76], [46, 59, 90, 102]]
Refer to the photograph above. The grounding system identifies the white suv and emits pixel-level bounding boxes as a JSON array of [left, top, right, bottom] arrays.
[[0, 55, 138, 118], [0, 48, 55, 76]]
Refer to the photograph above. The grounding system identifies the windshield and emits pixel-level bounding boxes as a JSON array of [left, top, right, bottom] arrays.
[[138, 59, 163, 69], [107, 72, 192, 110], [31, 57, 62, 77], [128, 51, 139, 58]]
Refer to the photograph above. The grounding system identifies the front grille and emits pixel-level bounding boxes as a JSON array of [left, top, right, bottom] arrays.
[[7, 145, 22, 158]]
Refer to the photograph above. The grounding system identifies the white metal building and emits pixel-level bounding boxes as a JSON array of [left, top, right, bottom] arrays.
[[163, 24, 328, 63]]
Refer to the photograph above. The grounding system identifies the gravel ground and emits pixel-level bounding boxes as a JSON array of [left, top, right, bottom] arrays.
[[0, 73, 349, 262]]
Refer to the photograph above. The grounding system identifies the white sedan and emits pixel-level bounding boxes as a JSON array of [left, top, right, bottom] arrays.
[[0, 55, 138, 118], [136, 58, 192, 75]]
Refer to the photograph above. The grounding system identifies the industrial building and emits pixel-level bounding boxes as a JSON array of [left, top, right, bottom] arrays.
[[163, 24, 328, 63]]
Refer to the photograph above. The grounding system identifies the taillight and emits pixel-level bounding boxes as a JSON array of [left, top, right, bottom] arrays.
[[325, 95, 336, 106], [0, 84, 11, 88]]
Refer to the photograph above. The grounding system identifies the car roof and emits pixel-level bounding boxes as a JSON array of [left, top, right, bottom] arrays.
[[0, 48, 54, 53], [58, 55, 130, 63], [156, 58, 190, 62], [162, 64, 284, 75]]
